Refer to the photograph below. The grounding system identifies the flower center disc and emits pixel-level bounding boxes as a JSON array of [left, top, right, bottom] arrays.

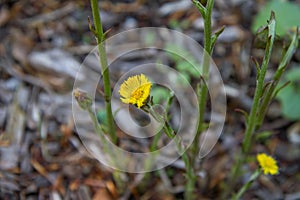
[[131, 87, 144, 100]]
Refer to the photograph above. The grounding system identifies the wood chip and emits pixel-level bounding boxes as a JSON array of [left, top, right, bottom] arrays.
[[19, 3, 76, 27], [69, 179, 80, 191], [93, 188, 113, 200], [30, 159, 48, 177], [106, 180, 118, 199], [0, 6, 10, 26]]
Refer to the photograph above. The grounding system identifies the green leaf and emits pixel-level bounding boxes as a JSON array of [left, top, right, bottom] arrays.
[[276, 65, 300, 120], [286, 67, 300, 82], [211, 26, 225, 52], [165, 43, 201, 78], [234, 108, 249, 123], [144, 32, 156, 46], [252, 0, 300, 36], [97, 110, 107, 125], [177, 60, 200, 78], [255, 131, 273, 143], [276, 81, 300, 120], [151, 87, 171, 104]]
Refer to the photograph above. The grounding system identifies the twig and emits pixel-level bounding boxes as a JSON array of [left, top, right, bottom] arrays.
[[19, 3, 76, 27]]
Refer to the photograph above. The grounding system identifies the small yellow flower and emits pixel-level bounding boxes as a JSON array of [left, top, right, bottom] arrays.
[[256, 153, 279, 175], [119, 74, 152, 108]]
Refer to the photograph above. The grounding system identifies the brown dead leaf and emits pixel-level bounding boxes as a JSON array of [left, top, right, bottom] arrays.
[[53, 175, 66, 196], [168, 10, 186, 22], [84, 178, 106, 188], [11, 29, 34, 66], [19, 2, 76, 27], [31, 160, 66, 194], [100, 1, 142, 13], [0, 134, 10, 147], [268, 137, 280, 154], [106, 180, 118, 199], [0, 6, 10, 26], [69, 179, 80, 191], [187, 9, 201, 22], [60, 124, 73, 138], [206, 155, 229, 189], [93, 188, 113, 200], [37, 74, 73, 92], [47, 163, 60, 171], [258, 175, 279, 191], [31, 159, 48, 177], [7, 167, 20, 174], [220, 14, 240, 25]]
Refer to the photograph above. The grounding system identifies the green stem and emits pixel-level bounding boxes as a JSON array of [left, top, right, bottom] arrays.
[[256, 31, 299, 127], [87, 107, 105, 140], [150, 93, 175, 151], [231, 170, 261, 200], [88, 106, 127, 193], [242, 14, 276, 154], [148, 106, 174, 139], [184, 156, 196, 200], [185, 1, 215, 199], [90, 0, 117, 144], [148, 105, 195, 199], [191, 0, 213, 163], [229, 13, 276, 193], [150, 130, 163, 152]]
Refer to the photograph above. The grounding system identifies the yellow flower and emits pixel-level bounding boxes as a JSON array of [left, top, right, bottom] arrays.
[[119, 74, 152, 108], [256, 153, 279, 175]]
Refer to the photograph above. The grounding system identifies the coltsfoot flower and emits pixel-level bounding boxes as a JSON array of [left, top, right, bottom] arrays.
[[256, 153, 279, 175], [119, 74, 152, 108]]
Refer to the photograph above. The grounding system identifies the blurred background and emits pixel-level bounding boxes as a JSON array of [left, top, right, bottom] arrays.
[[0, 0, 300, 199]]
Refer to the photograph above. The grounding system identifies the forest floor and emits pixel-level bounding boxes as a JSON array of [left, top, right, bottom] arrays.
[[0, 0, 300, 199]]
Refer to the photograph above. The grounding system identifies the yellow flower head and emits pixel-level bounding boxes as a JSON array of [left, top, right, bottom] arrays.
[[256, 153, 279, 175], [119, 74, 152, 108]]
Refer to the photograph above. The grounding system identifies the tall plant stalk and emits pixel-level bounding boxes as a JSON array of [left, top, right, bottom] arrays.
[[256, 30, 299, 127], [229, 12, 276, 192], [185, 0, 224, 199], [229, 13, 299, 197], [90, 0, 117, 144], [242, 14, 276, 154], [191, 0, 213, 161], [73, 89, 125, 192]]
